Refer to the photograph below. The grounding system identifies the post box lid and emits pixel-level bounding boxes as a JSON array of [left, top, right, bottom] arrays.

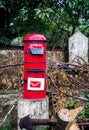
[[23, 34, 47, 42]]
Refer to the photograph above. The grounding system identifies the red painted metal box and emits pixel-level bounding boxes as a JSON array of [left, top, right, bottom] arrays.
[[23, 34, 47, 99]]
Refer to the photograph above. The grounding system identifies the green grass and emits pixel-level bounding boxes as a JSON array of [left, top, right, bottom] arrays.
[[0, 117, 13, 130]]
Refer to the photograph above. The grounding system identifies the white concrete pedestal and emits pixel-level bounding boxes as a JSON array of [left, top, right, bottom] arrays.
[[17, 96, 49, 130]]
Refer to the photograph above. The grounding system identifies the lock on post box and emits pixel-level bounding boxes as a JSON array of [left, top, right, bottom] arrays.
[[23, 34, 47, 99]]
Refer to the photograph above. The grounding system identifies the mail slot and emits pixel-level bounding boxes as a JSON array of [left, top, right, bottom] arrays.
[[30, 44, 44, 55], [23, 34, 47, 99]]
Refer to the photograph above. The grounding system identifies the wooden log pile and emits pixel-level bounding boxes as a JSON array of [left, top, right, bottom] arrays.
[[47, 60, 89, 130], [47, 60, 89, 112]]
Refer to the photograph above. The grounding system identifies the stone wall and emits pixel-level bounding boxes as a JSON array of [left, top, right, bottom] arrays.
[[0, 50, 67, 89], [0, 50, 67, 62], [47, 51, 67, 62]]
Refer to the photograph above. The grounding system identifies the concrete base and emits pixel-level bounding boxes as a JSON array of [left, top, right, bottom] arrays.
[[17, 96, 49, 130]]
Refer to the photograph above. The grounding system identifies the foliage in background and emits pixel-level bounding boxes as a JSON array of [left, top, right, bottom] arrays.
[[0, 0, 89, 49]]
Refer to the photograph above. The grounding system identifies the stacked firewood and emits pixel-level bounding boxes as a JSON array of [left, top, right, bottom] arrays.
[[47, 59, 89, 114]]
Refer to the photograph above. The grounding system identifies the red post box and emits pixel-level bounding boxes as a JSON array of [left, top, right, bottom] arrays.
[[23, 34, 47, 99]]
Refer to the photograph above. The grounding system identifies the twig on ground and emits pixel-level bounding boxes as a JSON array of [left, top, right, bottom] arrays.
[[0, 104, 15, 127]]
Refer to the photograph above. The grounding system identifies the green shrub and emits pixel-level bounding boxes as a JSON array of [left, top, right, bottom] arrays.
[[77, 102, 89, 120]]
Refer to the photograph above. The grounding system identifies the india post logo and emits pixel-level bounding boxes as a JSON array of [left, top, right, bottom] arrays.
[[28, 78, 44, 91]]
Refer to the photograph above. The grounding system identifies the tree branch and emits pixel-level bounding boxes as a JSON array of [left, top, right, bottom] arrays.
[[65, 93, 89, 102], [0, 63, 23, 69]]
